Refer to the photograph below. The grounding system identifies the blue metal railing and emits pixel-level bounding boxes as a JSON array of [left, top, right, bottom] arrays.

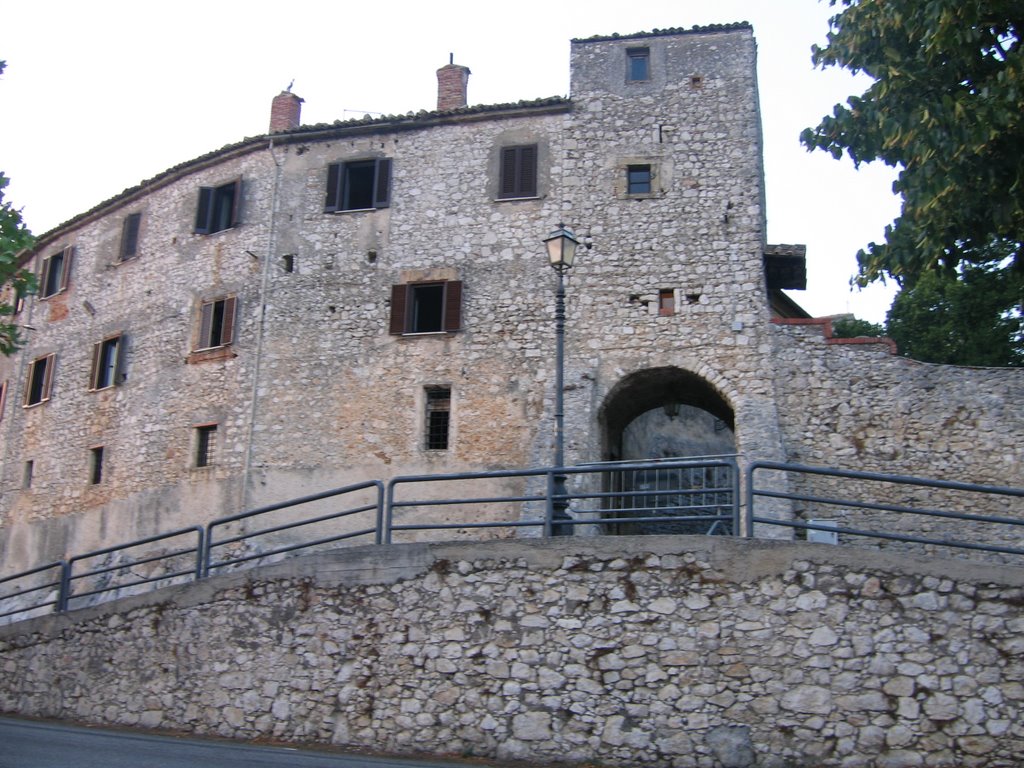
[[204, 480, 384, 576], [746, 461, 1024, 557], [1, 457, 1020, 624]]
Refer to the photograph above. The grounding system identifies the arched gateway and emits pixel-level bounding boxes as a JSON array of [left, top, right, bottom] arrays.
[[597, 367, 736, 535]]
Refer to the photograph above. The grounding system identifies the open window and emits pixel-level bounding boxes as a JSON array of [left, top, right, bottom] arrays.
[[24, 353, 55, 407], [40, 246, 73, 298], [325, 158, 392, 212], [195, 180, 241, 234], [89, 333, 124, 390], [389, 281, 462, 335], [196, 296, 237, 351]]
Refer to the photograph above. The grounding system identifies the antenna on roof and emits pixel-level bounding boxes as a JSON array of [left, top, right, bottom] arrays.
[[286, 79, 295, 93], [449, 53, 454, 65]]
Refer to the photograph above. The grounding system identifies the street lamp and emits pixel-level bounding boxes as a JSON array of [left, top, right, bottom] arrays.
[[542, 223, 581, 536]]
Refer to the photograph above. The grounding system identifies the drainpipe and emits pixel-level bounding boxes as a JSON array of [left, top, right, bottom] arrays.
[[238, 138, 284, 515]]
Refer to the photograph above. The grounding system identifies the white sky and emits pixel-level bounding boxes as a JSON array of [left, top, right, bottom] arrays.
[[0, 0, 902, 322]]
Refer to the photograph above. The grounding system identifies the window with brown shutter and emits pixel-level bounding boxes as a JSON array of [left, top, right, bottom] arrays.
[[24, 353, 55, 407], [195, 180, 241, 234], [498, 145, 537, 199], [196, 297, 237, 350], [89, 334, 124, 390], [40, 246, 73, 298], [389, 281, 462, 335], [324, 158, 392, 212]]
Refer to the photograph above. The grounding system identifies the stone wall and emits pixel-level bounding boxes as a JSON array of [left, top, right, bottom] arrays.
[[3, 537, 1021, 767], [770, 321, 1024, 557]]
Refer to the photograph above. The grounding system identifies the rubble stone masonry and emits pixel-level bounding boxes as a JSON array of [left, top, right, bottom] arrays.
[[2, 537, 1022, 767]]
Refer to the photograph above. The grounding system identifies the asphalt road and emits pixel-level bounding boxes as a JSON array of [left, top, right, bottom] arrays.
[[0, 717, 491, 768]]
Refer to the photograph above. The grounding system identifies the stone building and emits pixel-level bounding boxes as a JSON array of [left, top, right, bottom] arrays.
[[1, 24, 1020, 575]]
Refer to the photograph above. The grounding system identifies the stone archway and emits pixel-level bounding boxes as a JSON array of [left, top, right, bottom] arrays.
[[597, 367, 736, 535], [600, 366, 735, 462]]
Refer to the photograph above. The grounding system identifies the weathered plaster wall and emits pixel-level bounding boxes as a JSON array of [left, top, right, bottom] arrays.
[[2, 537, 1021, 768]]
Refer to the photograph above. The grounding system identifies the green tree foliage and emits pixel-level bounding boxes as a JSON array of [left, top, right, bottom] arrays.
[[0, 60, 37, 354], [885, 264, 1023, 366], [831, 316, 885, 338], [801, 1, 1023, 286]]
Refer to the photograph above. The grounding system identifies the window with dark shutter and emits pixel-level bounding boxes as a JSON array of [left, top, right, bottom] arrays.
[[325, 158, 392, 212], [196, 297, 237, 350], [498, 145, 538, 199], [119, 213, 142, 261], [195, 180, 240, 234], [24, 353, 55, 407], [389, 281, 462, 335], [40, 246, 73, 298], [89, 334, 124, 390]]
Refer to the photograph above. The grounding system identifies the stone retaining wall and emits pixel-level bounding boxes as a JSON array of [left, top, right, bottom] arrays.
[[3, 537, 1022, 767]]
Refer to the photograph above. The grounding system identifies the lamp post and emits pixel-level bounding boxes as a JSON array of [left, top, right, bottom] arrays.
[[543, 223, 580, 536]]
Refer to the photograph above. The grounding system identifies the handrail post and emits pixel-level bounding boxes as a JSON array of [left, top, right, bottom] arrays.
[[544, 470, 555, 537], [193, 527, 205, 581], [57, 560, 72, 613], [382, 481, 396, 545], [745, 462, 757, 537], [374, 481, 385, 546]]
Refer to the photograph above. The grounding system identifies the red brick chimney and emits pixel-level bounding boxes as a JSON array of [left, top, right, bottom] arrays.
[[269, 89, 303, 133], [436, 55, 471, 111]]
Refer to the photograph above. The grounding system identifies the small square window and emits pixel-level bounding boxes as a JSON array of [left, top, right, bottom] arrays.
[[90, 334, 124, 390], [627, 47, 650, 82], [659, 289, 675, 316], [425, 387, 451, 450], [195, 180, 240, 234], [119, 213, 142, 261], [89, 446, 104, 485], [325, 159, 392, 212], [627, 165, 652, 195], [195, 425, 217, 468], [40, 246, 73, 298]]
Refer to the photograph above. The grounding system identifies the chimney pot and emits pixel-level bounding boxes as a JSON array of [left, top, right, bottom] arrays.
[[269, 90, 303, 133], [436, 60, 471, 112]]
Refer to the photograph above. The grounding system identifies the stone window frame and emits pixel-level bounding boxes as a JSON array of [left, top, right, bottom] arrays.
[[626, 47, 651, 82], [615, 157, 663, 200]]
